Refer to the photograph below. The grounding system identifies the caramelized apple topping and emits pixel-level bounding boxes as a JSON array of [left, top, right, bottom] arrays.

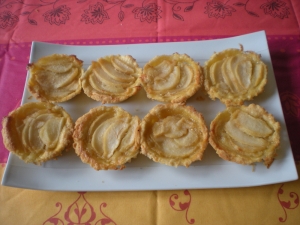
[[2, 102, 74, 164], [204, 47, 267, 106], [82, 55, 142, 104], [73, 106, 140, 170], [209, 104, 280, 168], [141, 53, 202, 103], [27, 54, 83, 103], [140, 104, 208, 167]]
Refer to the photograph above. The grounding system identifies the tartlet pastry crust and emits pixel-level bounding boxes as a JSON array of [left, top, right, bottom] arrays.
[[140, 103, 208, 167], [209, 104, 280, 168], [73, 106, 140, 170], [204, 46, 267, 106], [141, 53, 202, 103], [27, 54, 83, 103], [82, 55, 142, 104], [2, 102, 74, 164]]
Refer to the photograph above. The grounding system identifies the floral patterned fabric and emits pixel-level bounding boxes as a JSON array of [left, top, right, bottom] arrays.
[[0, 0, 299, 43], [0, 0, 300, 224], [0, 164, 299, 224]]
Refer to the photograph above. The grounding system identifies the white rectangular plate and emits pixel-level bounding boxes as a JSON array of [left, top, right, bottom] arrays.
[[2, 31, 298, 191]]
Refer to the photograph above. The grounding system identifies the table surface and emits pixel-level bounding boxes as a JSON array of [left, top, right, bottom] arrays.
[[1, 0, 300, 224]]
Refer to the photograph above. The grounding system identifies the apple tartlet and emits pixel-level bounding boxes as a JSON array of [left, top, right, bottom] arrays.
[[204, 46, 267, 106], [140, 104, 208, 167], [209, 104, 280, 168], [73, 106, 140, 170], [27, 54, 83, 102], [141, 53, 202, 103], [82, 55, 142, 104], [2, 102, 74, 164]]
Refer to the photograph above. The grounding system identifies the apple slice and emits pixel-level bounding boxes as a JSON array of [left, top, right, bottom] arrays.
[[221, 58, 238, 93], [89, 72, 125, 93], [210, 60, 224, 85], [91, 118, 114, 155], [41, 58, 73, 73], [174, 129, 198, 147], [102, 118, 129, 158], [36, 67, 79, 89], [39, 117, 65, 149], [120, 117, 139, 149], [234, 58, 252, 89], [251, 63, 265, 87], [110, 55, 135, 74], [232, 110, 273, 138], [92, 62, 126, 87], [152, 116, 188, 138], [154, 66, 181, 91], [100, 58, 134, 83], [225, 120, 267, 147], [27, 113, 54, 151]]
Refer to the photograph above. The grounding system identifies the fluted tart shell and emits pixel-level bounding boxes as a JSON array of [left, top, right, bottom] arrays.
[[2, 102, 74, 164], [73, 106, 140, 170], [141, 53, 202, 103], [140, 103, 208, 167], [209, 104, 280, 168], [204, 46, 267, 106], [82, 55, 142, 104], [27, 54, 83, 103]]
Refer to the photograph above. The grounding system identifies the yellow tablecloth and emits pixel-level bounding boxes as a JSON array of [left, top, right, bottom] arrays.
[[1, 164, 300, 224]]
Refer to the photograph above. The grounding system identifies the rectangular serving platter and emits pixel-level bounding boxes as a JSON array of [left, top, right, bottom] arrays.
[[1, 31, 298, 191]]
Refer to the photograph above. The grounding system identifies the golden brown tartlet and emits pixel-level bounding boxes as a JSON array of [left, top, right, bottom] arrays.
[[81, 55, 142, 104], [209, 104, 280, 168], [2, 102, 74, 164], [204, 46, 267, 106], [141, 53, 202, 103], [27, 54, 83, 102], [140, 103, 208, 167], [73, 106, 140, 170]]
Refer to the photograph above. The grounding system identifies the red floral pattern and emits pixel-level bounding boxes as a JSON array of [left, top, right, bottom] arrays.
[[81, 2, 109, 24], [43, 192, 117, 225], [233, 0, 259, 17], [260, 0, 290, 19], [0, 10, 18, 28], [0, 0, 62, 26], [104, 0, 134, 21], [132, 2, 162, 23], [277, 184, 299, 222], [204, 0, 236, 18], [43, 5, 71, 25], [0, 0, 292, 29], [43, 202, 64, 225], [169, 190, 195, 224], [163, 0, 199, 21], [95, 203, 117, 225]]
